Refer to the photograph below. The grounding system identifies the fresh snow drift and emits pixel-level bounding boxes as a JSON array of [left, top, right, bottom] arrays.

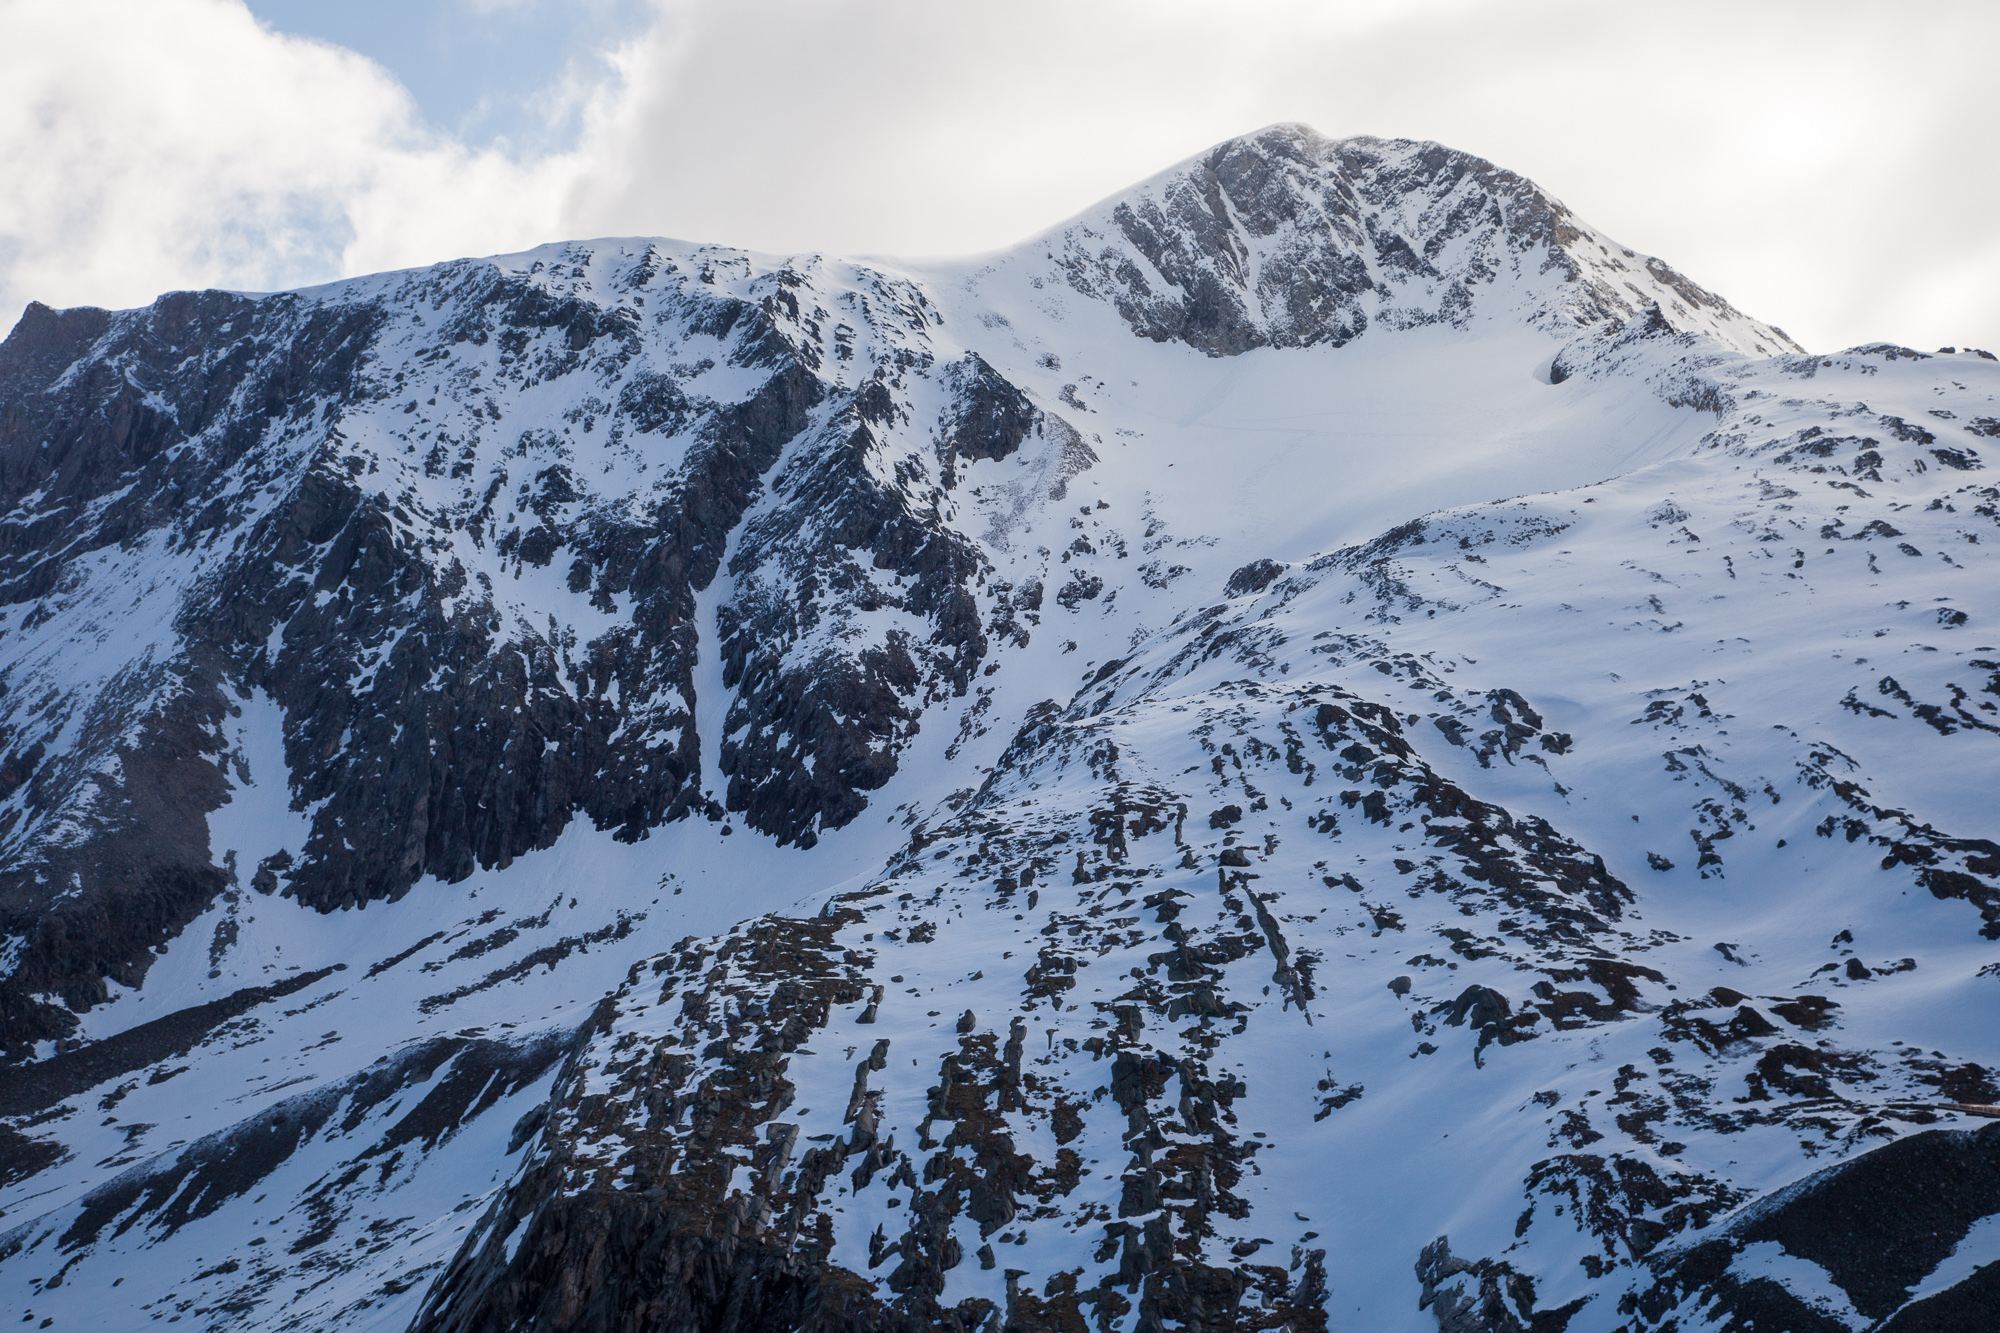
[[0, 125, 1995, 1333]]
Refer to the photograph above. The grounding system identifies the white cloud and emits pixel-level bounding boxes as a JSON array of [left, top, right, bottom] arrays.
[[4, 0, 1999, 354], [0, 0, 583, 317]]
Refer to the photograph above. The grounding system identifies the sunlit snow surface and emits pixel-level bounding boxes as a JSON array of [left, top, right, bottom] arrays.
[[1, 141, 1997, 1332]]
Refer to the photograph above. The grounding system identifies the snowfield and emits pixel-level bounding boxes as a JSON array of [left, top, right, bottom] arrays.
[[0, 126, 1995, 1333]]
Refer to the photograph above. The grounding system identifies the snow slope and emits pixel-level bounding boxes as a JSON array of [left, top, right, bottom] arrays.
[[0, 126, 1995, 1333]]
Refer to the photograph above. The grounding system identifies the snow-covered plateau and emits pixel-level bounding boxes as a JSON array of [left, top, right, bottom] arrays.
[[0, 125, 1996, 1332]]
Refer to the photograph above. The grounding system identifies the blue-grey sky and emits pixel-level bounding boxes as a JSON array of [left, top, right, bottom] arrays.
[[4, 0, 1998, 355], [242, 0, 652, 151]]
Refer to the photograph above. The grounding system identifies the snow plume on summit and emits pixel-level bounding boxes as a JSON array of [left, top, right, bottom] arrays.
[[0, 127, 1995, 1333]]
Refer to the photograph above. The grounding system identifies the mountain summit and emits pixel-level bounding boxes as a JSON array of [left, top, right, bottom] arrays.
[[1044, 125, 1794, 358], [0, 127, 1995, 1333]]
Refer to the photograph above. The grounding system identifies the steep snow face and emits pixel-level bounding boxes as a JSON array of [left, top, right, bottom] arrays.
[[1, 128, 1997, 1333]]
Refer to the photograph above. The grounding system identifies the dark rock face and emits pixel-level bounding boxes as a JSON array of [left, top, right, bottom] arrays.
[[1416, 1235, 1587, 1333], [0, 290, 385, 1052], [1222, 559, 1283, 597], [410, 888, 1338, 1333], [0, 245, 1052, 1050], [410, 913, 921, 1333], [940, 352, 1038, 472], [1629, 1122, 2000, 1329], [716, 369, 992, 846]]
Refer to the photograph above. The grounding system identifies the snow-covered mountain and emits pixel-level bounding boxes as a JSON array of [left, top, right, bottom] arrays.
[[0, 124, 1995, 1332]]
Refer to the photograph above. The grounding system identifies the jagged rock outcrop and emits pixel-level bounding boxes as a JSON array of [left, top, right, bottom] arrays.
[[1052, 125, 1797, 359], [1627, 1120, 2000, 1330]]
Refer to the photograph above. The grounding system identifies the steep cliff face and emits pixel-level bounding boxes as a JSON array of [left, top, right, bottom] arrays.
[[1, 127, 1996, 1333], [0, 243, 1001, 1051]]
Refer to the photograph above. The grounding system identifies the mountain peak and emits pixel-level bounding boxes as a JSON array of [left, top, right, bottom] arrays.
[[1036, 123, 1798, 358], [6, 126, 1995, 1333]]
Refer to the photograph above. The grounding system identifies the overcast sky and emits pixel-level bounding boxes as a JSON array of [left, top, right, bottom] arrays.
[[3, 0, 1995, 354]]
